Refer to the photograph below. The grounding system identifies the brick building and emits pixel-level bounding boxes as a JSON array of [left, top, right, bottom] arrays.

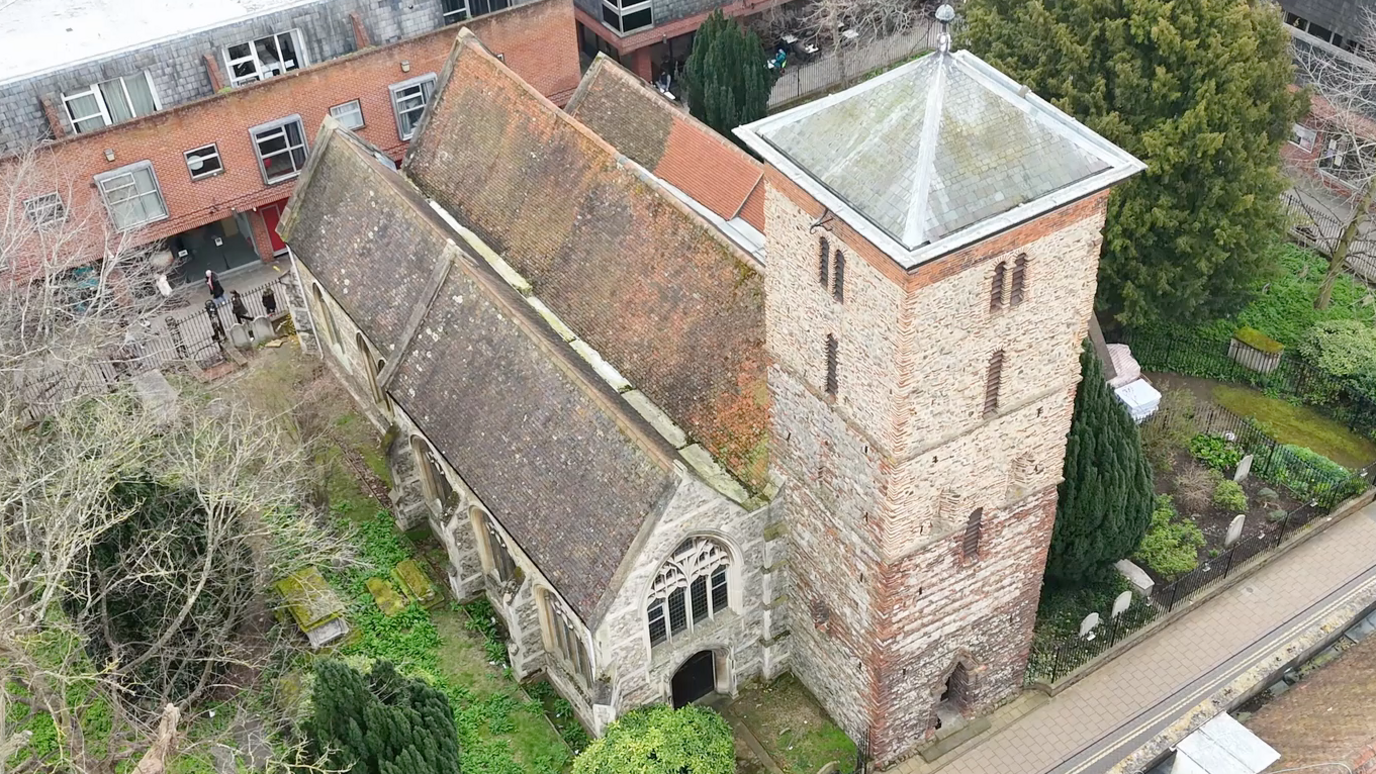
[[0, 0, 579, 281], [282, 22, 1143, 769]]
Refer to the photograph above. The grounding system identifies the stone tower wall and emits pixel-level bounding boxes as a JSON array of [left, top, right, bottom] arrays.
[[763, 165, 1112, 765]]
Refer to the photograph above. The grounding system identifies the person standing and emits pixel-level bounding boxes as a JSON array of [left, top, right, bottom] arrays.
[[205, 270, 226, 306], [230, 290, 253, 324], [261, 285, 278, 316]]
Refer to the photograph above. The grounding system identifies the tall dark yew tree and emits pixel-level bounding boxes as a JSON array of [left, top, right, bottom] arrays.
[[684, 11, 773, 139], [962, 0, 1304, 327], [1046, 345, 1154, 584], [307, 660, 461, 774]]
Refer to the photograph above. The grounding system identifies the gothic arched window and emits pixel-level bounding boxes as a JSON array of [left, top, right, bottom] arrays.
[[646, 537, 731, 647]]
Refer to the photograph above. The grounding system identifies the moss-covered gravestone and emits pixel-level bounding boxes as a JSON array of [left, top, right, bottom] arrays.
[[392, 559, 441, 608], [274, 567, 351, 649], [366, 577, 408, 616]]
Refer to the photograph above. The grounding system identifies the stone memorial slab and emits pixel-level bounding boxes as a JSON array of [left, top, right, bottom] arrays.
[[1111, 590, 1133, 619], [1115, 558, 1154, 596], [393, 558, 441, 608], [1234, 454, 1253, 482], [1079, 612, 1101, 639], [250, 316, 275, 343], [1225, 513, 1246, 547], [366, 577, 407, 616], [228, 323, 252, 350]]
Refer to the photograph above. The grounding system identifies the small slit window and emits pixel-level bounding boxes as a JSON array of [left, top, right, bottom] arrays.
[[989, 262, 1006, 311], [1010, 255, 1027, 306], [962, 508, 983, 560], [832, 249, 845, 302], [825, 334, 839, 396], [983, 349, 1004, 417], [818, 237, 830, 287]]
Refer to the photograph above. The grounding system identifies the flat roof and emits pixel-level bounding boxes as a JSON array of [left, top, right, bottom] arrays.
[[0, 0, 320, 86]]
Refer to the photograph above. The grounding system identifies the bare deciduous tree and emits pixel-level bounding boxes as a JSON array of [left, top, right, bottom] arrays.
[[0, 149, 354, 774], [1288, 27, 1376, 309]]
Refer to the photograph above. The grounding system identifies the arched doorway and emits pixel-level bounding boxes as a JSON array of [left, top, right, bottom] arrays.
[[671, 650, 716, 708], [933, 663, 971, 737]]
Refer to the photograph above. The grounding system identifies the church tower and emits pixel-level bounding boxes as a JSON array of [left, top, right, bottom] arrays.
[[735, 15, 1144, 767]]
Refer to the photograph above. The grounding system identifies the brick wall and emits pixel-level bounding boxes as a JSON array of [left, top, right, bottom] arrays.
[[764, 171, 1111, 765], [0, 0, 468, 154], [0, 0, 580, 276]]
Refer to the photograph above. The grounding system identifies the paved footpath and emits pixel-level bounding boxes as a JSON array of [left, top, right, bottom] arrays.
[[894, 502, 1376, 774]]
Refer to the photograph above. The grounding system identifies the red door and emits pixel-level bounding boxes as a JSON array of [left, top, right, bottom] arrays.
[[259, 201, 289, 256]]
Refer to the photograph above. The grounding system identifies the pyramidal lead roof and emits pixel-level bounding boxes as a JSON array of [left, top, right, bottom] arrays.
[[735, 48, 1145, 268]]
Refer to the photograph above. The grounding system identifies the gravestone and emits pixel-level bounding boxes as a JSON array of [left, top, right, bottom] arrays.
[[1115, 558, 1155, 596], [1079, 612, 1101, 639], [250, 316, 275, 343], [1225, 513, 1246, 547], [1111, 590, 1133, 619], [228, 323, 252, 350], [1234, 454, 1254, 483], [366, 577, 407, 616]]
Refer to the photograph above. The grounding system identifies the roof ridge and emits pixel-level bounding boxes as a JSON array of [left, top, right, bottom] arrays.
[[902, 51, 950, 248], [569, 52, 763, 171]]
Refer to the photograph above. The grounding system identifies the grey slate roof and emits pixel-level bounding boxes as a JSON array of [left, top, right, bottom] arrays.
[[390, 267, 677, 622], [736, 49, 1145, 267], [278, 132, 447, 355], [283, 125, 678, 624]]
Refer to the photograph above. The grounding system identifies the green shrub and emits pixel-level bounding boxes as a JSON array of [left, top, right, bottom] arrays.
[[1267, 509, 1288, 523], [1234, 326, 1285, 354], [1257, 487, 1280, 507], [573, 705, 734, 774], [1133, 495, 1205, 579], [1212, 479, 1248, 511], [1190, 434, 1244, 471], [1297, 319, 1376, 380], [1254, 443, 1357, 504]]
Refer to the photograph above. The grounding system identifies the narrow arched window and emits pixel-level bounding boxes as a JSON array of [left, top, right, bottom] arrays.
[[478, 511, 517, 583], [818, 237, 830, 288], [355, 333, 385, 406], [983, 349, 1004, 417], [312, 283, 340, 347], [544, 592, 593, 684], [1010, 255, 1027, 306], [646, 537, 731, 647], [989, 262, 1006, 312], [962, 508, 983, 561], [832, 249, 846, 302], [412, 436, 453, 511]]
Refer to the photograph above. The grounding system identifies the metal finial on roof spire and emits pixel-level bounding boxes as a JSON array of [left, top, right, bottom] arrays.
[[935, 4, 955, 53]]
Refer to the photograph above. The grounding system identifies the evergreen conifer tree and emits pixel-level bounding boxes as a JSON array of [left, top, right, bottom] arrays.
[[307, 660, 460, 774], [1045, 344, 1154, 584], [684, 11, 773, 139], [962, 0, 1305, 327]]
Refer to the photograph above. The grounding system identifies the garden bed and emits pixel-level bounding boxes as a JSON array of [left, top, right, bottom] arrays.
[[727, 674, 857, 774], [1151, 445, 1304, 574]]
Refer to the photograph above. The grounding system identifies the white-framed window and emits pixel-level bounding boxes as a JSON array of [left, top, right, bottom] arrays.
[[389, 74, 437, 141], [601, 0, 653, 34], [544, 592, 594, 684], [94, 162, 168, 231], [184, 143, 224, 180], [224, 30, 305, 87], [1291, 123, 1318, 153], [329, 99, 365, 130], [250, 115, 308, 184], [441, 0, 469, 24], [646, 537, 731, 648], [23, 192, 66, 227], [62, 73, 160, 133]]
